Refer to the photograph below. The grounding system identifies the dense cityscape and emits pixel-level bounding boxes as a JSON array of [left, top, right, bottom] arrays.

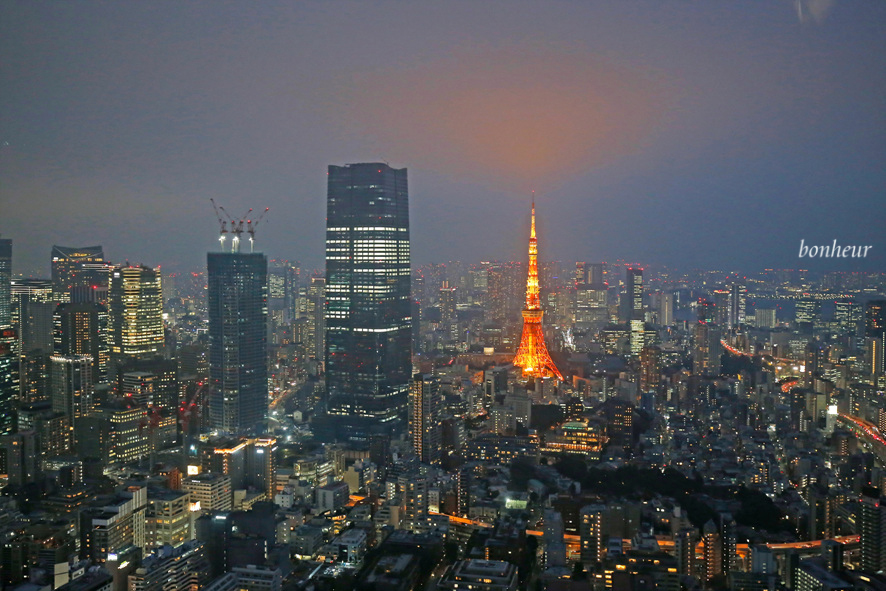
[[2, 2, 886, 591], [0, 159, 884, 591]]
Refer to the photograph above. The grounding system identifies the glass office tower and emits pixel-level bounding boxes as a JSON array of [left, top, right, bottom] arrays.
[[317, 163, 412, 444], [207, 252, 268, 434], [108, 265, 164, 378]]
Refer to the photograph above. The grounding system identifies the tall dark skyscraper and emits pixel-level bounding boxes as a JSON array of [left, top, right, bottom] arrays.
[[317, 163, 412, 444], [0, 240, 16, 435], [0, 327, 18, 435], [409, 373, 441, 465], [0, 238, 11, 328], [624, 267, 643, 322], [208, 252, 268, 433]]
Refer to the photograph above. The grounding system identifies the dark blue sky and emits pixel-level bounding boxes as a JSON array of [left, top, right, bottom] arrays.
[[1, 1, 884, 275]]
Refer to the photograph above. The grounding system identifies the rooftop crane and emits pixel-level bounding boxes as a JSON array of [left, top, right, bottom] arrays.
[[247, 207, 270, 252], [211, 201, 269, 253], [210, 198, 228, 250]]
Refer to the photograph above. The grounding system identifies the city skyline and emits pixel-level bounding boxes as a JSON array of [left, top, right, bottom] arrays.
[[1, 5, 886, 589], [1, 2, 884, 275]]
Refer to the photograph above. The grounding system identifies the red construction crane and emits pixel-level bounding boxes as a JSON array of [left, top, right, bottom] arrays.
[[179, 381, 209, 466]]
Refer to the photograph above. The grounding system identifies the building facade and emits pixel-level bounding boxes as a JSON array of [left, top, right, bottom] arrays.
[[319, 163, 412, 443], [51, 245, 104, 304], [408, 373, 441, 464], [207, 252, 268, 433], [108, 265, 164, 374]]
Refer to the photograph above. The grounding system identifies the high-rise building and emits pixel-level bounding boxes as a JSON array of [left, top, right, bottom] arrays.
[[207, 252, 268, 433], [604, 398, 633, 454], [859, 491, 886, 573], [575, 262, 587, 286], [579, 504, 606, 565], [11, 279, 56, 355], [439, 281, 457, 341], [625, 267, 644, 321], [18, 350, 49, 405], [720, 513, 738, 576], [795, 298, 821, 329], [303, 276, 325, 360], [659, 292, 674, 326], [866, 300, 886, 337], [50, 354, 94, 421], [246, 437, 277, 499], [694, 322, 722, 377], [513, 203, 562, 381], [0, 238, 12, 328], [697, 297, 715, 324], [17, 403, 72, 463], [675, 528, 697, 576], [702, 519, 722, 582], [640, 346, 660, 392], [399, 472, 430, 533], [624, 268, 646, 356], [713, 289, 731, 327], [117, 357, 178, 410], [70, 261, 114, 306], [101, 401, 150, 464], [183, 473, 233, 513], [0, 431, 40, 486], [54, 302, 108, 384], [866, 332, 885, 378], [267, 259, 298, 320], [834, 299, 861, 337], [408, 374, 441, 464], [728, 283, 746, 329], [79, 486, 147, 563], [51, 245, 104, 303], [319, 163, 412, 443], [108, 265, 164, 375], [575, 282, 607, 329], [0, 327, 18, 435], [145, 489, 193, 550], [754, 308, 777, 329], [575, 261, 605, 287]]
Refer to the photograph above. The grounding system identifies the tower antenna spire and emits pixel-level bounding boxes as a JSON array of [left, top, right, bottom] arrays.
[[513, 199, 563, 381]]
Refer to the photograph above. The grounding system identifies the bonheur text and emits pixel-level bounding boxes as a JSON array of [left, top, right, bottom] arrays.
[[799, 239, 872, 258]]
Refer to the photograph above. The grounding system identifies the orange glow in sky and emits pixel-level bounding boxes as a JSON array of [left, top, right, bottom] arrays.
[[337, 46, 670, 190]]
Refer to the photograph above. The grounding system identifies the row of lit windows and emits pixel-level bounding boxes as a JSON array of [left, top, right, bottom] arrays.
[[327, 226, 407, 232]]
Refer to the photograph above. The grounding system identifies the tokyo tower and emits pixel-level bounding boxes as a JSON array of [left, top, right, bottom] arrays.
[[513, 202, 563, 381]]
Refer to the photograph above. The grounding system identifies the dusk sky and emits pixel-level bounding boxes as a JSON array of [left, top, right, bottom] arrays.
[[1, 1, 884, 276]]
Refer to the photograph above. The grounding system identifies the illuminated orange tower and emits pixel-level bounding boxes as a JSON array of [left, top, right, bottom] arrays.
[[513, 202, 563, 381]]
